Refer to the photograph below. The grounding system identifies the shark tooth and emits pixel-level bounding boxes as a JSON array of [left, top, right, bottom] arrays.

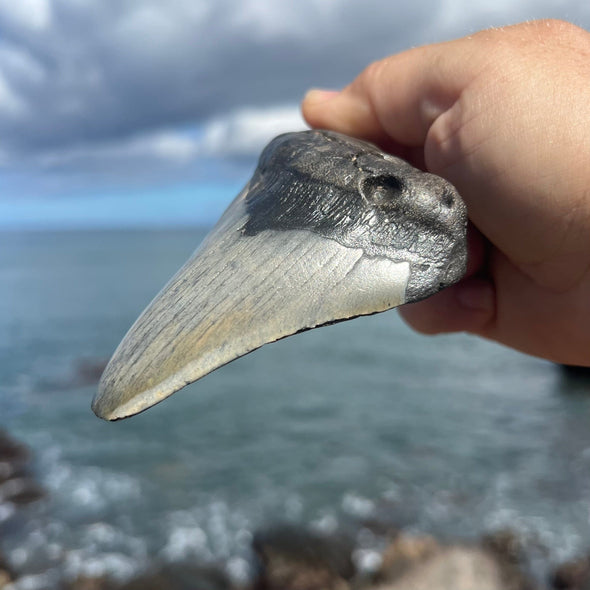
[[93, 130, 467, 420]]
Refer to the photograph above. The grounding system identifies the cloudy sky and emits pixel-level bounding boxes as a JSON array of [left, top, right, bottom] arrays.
[[0, 0, 588, 228]]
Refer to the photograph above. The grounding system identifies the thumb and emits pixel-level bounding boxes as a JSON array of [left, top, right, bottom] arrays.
[[398, 278, 495, 335], [301, 40, 477, 153]]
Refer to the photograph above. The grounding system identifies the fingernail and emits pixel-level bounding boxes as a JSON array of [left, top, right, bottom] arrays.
[[303, 89, 339, 103], [455, 279, 494, 312]]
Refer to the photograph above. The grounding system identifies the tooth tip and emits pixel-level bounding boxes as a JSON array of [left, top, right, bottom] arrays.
[[91, 388, 117, 421], [92, 372, 135, 421], [92, 364, 191, 420], [92, 395, 136, 421]]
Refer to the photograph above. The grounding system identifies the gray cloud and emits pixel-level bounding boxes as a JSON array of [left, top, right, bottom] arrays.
[[0, 0, 587, 191]]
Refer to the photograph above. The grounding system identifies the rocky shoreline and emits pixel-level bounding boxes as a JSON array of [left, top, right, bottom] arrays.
[[1, 429, 590, 590]]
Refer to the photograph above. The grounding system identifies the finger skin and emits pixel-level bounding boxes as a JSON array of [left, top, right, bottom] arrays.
[[302, 19, 590, 365], [399, 226, 494, 336], [398, 278, 495, 335]]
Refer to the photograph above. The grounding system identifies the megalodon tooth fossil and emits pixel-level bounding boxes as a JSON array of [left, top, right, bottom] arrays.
[[93, 130, 467, 420]]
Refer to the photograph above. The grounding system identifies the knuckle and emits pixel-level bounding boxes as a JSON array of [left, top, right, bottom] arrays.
[[534, 18, 586, 38], [521, 19, 590, 52], [359, 59, 386, 90]]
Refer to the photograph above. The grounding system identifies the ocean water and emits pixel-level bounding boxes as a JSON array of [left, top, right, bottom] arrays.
[[1, 228, 590, 586]]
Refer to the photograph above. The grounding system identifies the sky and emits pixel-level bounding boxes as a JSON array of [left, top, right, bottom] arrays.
[[0, 0, 588, 229]]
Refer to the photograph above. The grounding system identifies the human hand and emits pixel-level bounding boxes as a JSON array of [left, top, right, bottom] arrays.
[[301, 19, 590, 366]]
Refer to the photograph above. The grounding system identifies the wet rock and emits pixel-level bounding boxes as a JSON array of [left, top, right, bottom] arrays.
[[66, 576, 120, 590], [0, 460, 26, 485], [0, 430, 30, 470], [72, 358, 109, 387], [252, 525, 355, 590], [371, 533, 440, 583], [0, 572, 11, 590], [0, 550, 14, 589], [550, 555, 590, 589], [0, 429, 43, 507], [356, 518, 399, 540], [482, 529, 536, 590], [482, 529, 523, 562], [0, 477, 44, 505], [66, 564, 235, 590], [0, 433, 45, 589], [121, 564, 233, 590], [374, 545, 516, 590]]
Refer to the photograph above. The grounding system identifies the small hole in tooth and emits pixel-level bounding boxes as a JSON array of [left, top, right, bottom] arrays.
[[442, 190, 454, 208], [361, 175, 404, 204]]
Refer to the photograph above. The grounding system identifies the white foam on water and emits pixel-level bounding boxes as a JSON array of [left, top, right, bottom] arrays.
[[284, 494, 303, 520], [63, 551, 140, 582], [342, 493, 375, 518], [352, 548, 382, 574], [7, 430, 589, 589], [9, 518, 149, 585], [6, 569, 61, 590], [160, 525, 210, 561], [4, 443, 149, 587], [310, 512, 338, 534], [375, 469, 590, 580], [0, 502, 15, 522], [43, 458, 141, 516], [160, 500, 255, 563], [483, 507, 584, 565], [225, 555, 254, 585]]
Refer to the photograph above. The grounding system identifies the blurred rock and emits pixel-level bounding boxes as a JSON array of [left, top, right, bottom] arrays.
[[46, 357, 108, 392], [482, 529, 536, 590], [121, 564, 233, 590], [370, 533, 440, 584], [550, 555, 590, 589], [0, 432, 44, 589], [482, 529, 523, 562], [72, 358, 109, 387], [367, 532, 535, 590], [357, 519, 399, 540], [252, 524, 355, 590], [0, 430, 43, 506], [0, 430, 30, 470], [0, 550, 14, 589], [65, 564, 235, 590], [374, 545, 515, 590], [66, 576, 120, 590], [0, 571, 12, 590], [0, 477, 43, 505]]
